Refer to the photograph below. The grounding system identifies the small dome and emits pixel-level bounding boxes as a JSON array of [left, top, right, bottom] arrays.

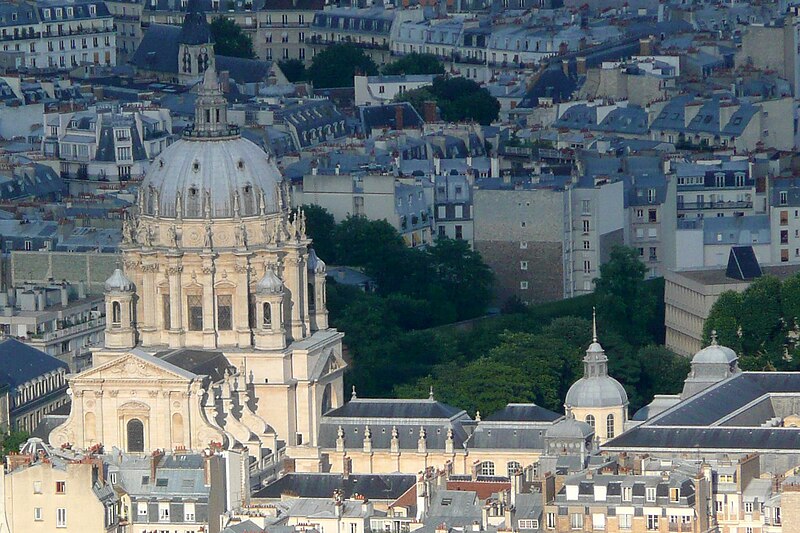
[[691, 343, 737, 365], [256, 269, 283, 295], [105, 268, 134, 292], [545, 417, 594, 439], [307, 249, 326, 274], [565, 376, 629, 409]]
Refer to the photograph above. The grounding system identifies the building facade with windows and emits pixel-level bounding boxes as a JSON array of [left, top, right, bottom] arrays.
[[434, 173, 473, 246], [0, 1, 116, 70], [674, 160, 757, 221]]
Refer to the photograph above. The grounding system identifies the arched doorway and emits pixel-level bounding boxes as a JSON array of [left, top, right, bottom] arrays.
[[127, 418, 144, 452]]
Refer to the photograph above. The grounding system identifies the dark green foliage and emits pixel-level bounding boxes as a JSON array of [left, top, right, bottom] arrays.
[[1, 430, 29, 457], [307, 44, 378, 88], [396, 76, 500, 125], [279, 59, 307, 82], [704, 275, 800, 370], [594, 246, 656, 345], [209, 17, 255, 59], [296, 205, 337, 263], [382, 53, 445, 76]]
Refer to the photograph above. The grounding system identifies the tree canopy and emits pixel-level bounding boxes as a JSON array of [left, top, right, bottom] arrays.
[[396, 76, 500, 125], [382, 53, 445, 76], [703, 275, 800, 370], [278, 59, 307, 83], [306, 44, 378, 88], [209, 17, 255, 59]]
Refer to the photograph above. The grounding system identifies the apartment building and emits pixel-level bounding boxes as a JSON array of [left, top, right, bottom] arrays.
[[626, 174, 677, 279], [0, 281, 104, 372], [105, 0, 144, 63], [674, 160, 757, 221], [41, 104, 174, 193], [354, 74, 435, 107], [0, 1, 116, 70], [769, 177, 800, 264], [2, 440, 118, 533], [295, 169, 434, 248], [434, 173, 473, 246]]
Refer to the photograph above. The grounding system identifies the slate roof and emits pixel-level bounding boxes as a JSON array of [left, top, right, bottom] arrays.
[[131, 24, 181, 75], [156, 349, 235, 382], [484, 403, 561, 422], [325, 398, 465, 419], [604, 372, 800, 452], [253, 473, 415, 500], [0, 338, 67, 389], [216, 55, 276, 84], [360, 103, 423, 136]]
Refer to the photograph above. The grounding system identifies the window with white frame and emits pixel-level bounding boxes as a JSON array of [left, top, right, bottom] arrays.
[[618, 514, 632, 529], [646, 487, 656, 502], [478, 461, 495, 476], [518, 520, 539, 530], [570, 513, 583, 529], [592, 514, 605, 530], [159, 503, 170, 521], [520, 281, 528, 290], [138, 503, 148, 516], [34, 507, 43, 521], [184, 502, 195, 522], [546, 512, 556, 529], [744, 502, 754, 513], [646, 515, 658, 530], [57, 508, 67, 528], [520, 241, 528, 249], [520, 261, 528, 270]]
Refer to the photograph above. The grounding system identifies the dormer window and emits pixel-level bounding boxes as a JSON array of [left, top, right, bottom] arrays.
[[237, 160, 244, 170], [192, 161, 200, 172]]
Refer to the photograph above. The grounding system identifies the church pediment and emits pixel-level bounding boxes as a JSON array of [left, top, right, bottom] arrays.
[[75, 351, 196, 383]]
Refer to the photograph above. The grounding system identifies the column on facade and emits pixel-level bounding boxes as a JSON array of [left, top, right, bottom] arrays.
[[201, 253, 217, 349], [283, 248, 306, 341], [167, 254, 184, 348], [140, 258, 158, 343], [233, 253, 252, 347]]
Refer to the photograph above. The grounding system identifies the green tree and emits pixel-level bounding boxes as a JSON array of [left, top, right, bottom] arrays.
[[637, 344, 691, 400], [782, 274, 800, 331], [279, 59, 307, 82], [739, 276, 785, 366], [426, 238, 493, 321], [594, 245, 656, 345], [1, 430, 29, 457], [298, 204, 337, 263], [307, 44, 378, 88], [209, 17, 255, 59], [703, 290, 743, 350], [397, 77, 500, 125], [382, 53, 445, 76]]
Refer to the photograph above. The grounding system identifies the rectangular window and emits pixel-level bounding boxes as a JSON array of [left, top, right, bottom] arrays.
[[781, 191, 788, 205], [159, 503, 170, 521], [138, 503, 148, 516], [618, 514, 631, 529], [520, 281, 528, 290], [55, 481, 66, 494], [187, 294, 203, 331], [520, 261, 528, 271], [646, 487, 656, 502], [57, 508, 66, 527], [520, 241, 528, 249], [583, 260, 591, 274], [570, 513, 583, 530], [583, 240, 590, 250], [622, 486, 632, 501], [184, 502, 196, 522], [581, 199, 590, 214], [34, 507, 42, 521], [518, 520, 539, 529], [649, 209, 657, 222], [744, 502, 754, 513], [455, 225, 463, 240], [546, 513, 556, 529], [33, 481, 42, 493], [582, 219, 590, 232], [592, 514, 605, 530], [670, 487, 680, 502], [217, 295, 232, 331], [646, 515, 658, 530]]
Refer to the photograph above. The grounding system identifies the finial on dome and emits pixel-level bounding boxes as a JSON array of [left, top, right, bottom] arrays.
[[351, 385, 357, 400], [592, 306, 598, 343], [202, 64, 219, 91], [429, 385, 434, 401], [710, 330, 718, 346]]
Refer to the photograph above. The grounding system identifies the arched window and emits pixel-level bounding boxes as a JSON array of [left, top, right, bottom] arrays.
[[112, 301, 121, 324], [126, 419, 144, 452], [321, 383, 332, 415], [479, 461, 495, 476], [585, 414, 595, 428], [263, 302, 272, 328], [507, 461, 522, 477], [308, 283, 315, 311], [606, 414, 615, 439]]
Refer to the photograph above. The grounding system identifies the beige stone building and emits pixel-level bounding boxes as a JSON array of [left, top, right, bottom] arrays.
[[49, 68, 345, 469], [1, 439, 118, 532]]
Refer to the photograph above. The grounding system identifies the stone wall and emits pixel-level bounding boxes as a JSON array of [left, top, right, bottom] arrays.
[[10, 251, 118, 295]]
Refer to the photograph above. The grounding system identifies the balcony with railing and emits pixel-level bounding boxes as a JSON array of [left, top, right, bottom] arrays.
[[678, 200, 753, 210], [28, 317, 105, 343]]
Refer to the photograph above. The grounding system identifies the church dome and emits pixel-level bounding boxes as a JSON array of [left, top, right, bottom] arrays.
[[256, 269, 284, 294], [139, 67, 283, 220], [565, 376, 629, 409], [545, 417, 594, 439], [691, 341, 737, 365], [105, 268, 134, 292]]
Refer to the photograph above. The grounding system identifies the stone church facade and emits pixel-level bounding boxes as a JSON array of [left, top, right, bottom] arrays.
[[49, 68, 345, 469]]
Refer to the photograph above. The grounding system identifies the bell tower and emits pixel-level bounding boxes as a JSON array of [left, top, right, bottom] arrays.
[[104, 268, 137, 349]]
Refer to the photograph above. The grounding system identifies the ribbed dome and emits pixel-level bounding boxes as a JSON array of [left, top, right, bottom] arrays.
[[545, 417, 594, 439], [565, 376, 629, 409], [141, 137, 282, 219], [691, 343, 737, 365], [256, 269, 284, 294], [105, 268, 134, 292]]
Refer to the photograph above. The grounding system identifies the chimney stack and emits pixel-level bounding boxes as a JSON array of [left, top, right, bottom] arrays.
[[395, 104, 404, 130], [423, 100, 438, 123], [561, 59, 570, 77], [639, 36, 652, 56], [576, 57, 587, 76]]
